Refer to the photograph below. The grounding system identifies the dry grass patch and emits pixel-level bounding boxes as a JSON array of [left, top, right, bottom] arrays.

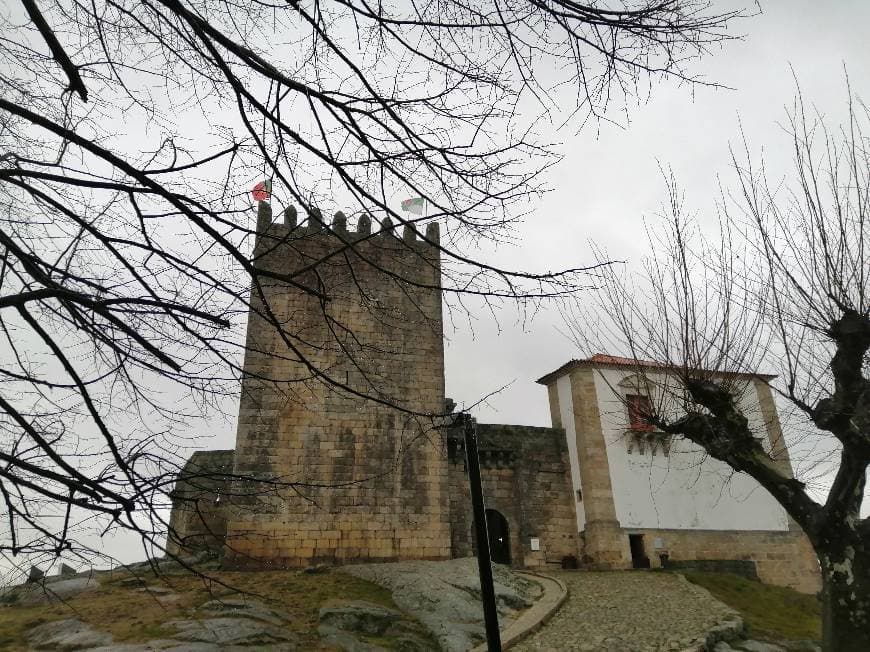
[[682, 571, 821, 642], [0, 567, 410, 651]]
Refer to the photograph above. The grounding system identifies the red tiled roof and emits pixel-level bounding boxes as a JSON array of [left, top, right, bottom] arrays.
[[535, 353, 776, 385], [587, 353, 666, 367]]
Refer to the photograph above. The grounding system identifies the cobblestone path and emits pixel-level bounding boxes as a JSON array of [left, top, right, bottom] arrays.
[[512, 571, 736, 652]]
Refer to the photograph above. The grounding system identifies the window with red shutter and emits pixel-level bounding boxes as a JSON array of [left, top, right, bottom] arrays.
[[626, 394, 654, 432]]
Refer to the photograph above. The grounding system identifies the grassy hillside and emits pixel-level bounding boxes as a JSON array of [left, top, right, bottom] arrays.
[[0, 566, 428, 650], [682, 572, 822, 642]]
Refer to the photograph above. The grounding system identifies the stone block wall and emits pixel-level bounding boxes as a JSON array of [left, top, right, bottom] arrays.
[[662, 558, 760, 581], [447, 424, 578, 569], [223, 204, 450, 568], [627, 526, 821, 594], [166, 450, 234, 556]]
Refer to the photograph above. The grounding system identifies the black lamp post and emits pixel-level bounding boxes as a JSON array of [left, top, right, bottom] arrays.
[[461, 412, 502, 651]]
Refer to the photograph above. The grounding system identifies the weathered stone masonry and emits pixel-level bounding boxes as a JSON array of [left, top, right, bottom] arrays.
[[447, 424, 578, 569], [223, 203, 450, 568], [167, 203, 821, 594], [166, 450, 233, 557], [167, 202, 577, 569]]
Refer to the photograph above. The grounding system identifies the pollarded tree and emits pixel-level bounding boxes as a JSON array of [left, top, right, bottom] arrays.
[[0, 1, 744, 570], [579, 86, 869, 650]]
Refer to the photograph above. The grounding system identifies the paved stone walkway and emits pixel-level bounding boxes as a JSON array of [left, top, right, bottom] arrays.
[[512, 571, 737, 652]]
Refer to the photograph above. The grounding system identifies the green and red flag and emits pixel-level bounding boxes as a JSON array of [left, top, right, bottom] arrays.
[[401, 197, 425, 215]]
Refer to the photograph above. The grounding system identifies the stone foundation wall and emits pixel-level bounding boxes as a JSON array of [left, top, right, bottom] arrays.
[[663, 558, 760, 581], [223, 205, 450, 568], [623, 526, 821, 593], [448, 424, 578, 569], [581, 519, 631, 569]]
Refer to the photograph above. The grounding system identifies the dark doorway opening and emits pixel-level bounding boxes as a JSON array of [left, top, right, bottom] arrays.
[[629, 534, 650, 569], [484, 509, 511, 565]]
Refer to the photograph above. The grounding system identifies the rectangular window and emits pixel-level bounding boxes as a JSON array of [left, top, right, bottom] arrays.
[[626, 394, 654, 431]]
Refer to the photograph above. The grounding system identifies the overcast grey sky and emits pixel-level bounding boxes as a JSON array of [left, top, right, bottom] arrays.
[[446, 0, 870, 428]]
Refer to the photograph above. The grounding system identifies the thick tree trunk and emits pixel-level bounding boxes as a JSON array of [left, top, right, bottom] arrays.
[[818, 540, 870, 652]]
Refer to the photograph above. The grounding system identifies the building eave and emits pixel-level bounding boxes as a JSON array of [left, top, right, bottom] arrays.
[[535, 355, 777, 386]]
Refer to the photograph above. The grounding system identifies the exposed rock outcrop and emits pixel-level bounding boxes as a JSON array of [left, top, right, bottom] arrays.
[[343, 557, 542, 651], [26, 618, 113, 650]]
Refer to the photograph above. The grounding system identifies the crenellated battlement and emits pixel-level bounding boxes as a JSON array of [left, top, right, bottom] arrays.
[[254, 201, 440, 248]]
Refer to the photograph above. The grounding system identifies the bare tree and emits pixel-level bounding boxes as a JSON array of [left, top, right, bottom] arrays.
[[0, 0, 742, 572], [578, 84, 869, 650]]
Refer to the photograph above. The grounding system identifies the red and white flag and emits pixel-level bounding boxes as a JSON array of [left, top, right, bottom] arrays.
[[252, 179, 272, 202]]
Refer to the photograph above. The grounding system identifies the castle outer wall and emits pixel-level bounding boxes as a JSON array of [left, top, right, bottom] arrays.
[[166, 420, 581, 572], [223, 203, 450, 568], [447, 424, 578, 569], [166, 450, 233, 557]]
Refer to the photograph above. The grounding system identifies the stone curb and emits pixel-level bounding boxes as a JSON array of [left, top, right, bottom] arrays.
[[471, 570, 569, 652]]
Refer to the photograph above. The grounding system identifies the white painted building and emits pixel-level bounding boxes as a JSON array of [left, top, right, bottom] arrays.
[[538, 354, 820, 592]]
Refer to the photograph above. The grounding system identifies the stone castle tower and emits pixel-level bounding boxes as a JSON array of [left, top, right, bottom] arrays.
[[216, 201, 451, 567], [166, 200, 576, 571]]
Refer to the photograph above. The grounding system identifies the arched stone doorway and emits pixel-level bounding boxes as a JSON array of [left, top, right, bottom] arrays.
[[484, 509, 511, 565]]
